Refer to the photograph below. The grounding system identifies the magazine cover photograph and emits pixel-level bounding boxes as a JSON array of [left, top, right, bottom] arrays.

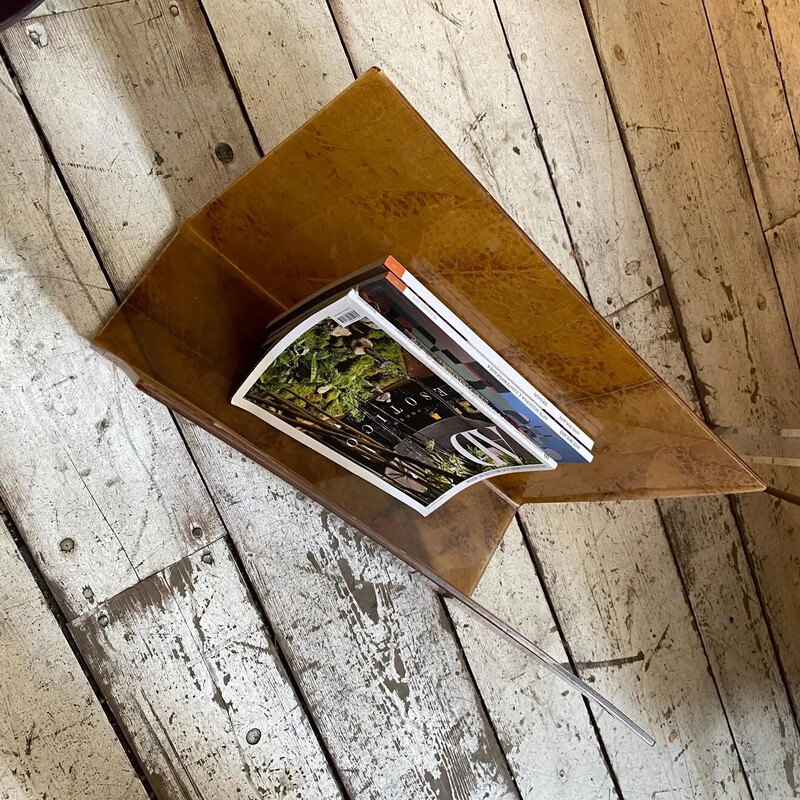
[[232, 300, 549, 515]]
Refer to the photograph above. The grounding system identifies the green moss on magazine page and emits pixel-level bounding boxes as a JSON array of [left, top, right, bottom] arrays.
[[247, 320, 407, 420]]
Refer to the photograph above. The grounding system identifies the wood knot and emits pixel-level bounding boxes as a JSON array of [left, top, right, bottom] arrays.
[[624, 259, 641, 276], [214, 142, 234, 164], [27, 24, 48, 48]]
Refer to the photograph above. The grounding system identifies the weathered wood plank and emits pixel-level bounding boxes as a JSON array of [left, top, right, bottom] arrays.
[[731, 476, 800, 712], [70, 537, 344, 800], [4, 4, 523, 795], [493, 4, 800, 788], [200, 0, 353, 152], [494, 0, 663, 313], [703, 0, 800, 229], [447, 520, 618, 799], [0, 30, 347, 798], [179, 425, 521, 800], [4, 0, 261, 296], [0, 506, 147, 800], [490, 0, 800, 792], [27, 0, 107, 15], [763, 0, 800, 154], [608, 287, 800, 799], [328, 0, 582, 289], [701, 0, 800, 356], [585, 0, 800, 423], [766, 212, 800, 356], [0, 57, 225, 617], [519, 500, 750, 799], [585, 0, 800, 716]]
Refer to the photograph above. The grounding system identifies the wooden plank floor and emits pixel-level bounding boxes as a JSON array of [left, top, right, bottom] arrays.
[[1, 0, 799, 798]]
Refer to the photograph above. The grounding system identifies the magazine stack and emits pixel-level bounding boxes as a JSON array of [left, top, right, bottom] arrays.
[[233, 256, 594, 516]]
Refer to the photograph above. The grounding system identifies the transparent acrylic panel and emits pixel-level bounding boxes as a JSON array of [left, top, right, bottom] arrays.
[[94, 68, 763, 596]]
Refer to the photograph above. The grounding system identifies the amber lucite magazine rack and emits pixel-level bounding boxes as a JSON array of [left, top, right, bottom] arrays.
[[93, 69, 765, 744]]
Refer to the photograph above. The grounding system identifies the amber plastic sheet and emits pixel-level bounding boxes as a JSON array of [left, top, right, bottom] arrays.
[[94, 68, 763, 595]]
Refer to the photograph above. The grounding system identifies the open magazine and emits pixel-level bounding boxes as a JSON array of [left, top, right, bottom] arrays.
[[232, 257, 593, 516]]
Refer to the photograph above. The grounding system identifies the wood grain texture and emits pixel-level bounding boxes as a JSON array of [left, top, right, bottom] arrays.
[[608, 287, 800, 799], [70, 537, 343, 800], [519, 500, 750, 800], [767, 212, 800, 359], [179, 423, 521, 800], [585, 0, 800, 426], [1, 9, 346, 795], [200, 0, 353, 152], [701, 0, 800, 359], [703, 0, 800, 229], [734, 470, 800, 710], [0, 59, 225, 618], [585, 0, 800, 716], [448, 520, 618, 800], [4, 0, 261, 296], [764, 0, 800, 155], [4, 5, 522, 796], [494, 0, 800, 790], [495, 0, 663, 313], [328, 0, 583, 290], [478, 8, 791, 784], [0, 516, 147, 800], [27, 0, 108, 15]]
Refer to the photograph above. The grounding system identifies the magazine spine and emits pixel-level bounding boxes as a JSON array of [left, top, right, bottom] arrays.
[[398, 283, 594, 463], [383, 258, 594, 450], [346, 292, 557, 470]]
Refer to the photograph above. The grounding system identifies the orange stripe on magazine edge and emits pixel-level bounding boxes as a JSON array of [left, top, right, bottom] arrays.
[[385, 271, 408, 292], [384, 255, 406, 278]]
